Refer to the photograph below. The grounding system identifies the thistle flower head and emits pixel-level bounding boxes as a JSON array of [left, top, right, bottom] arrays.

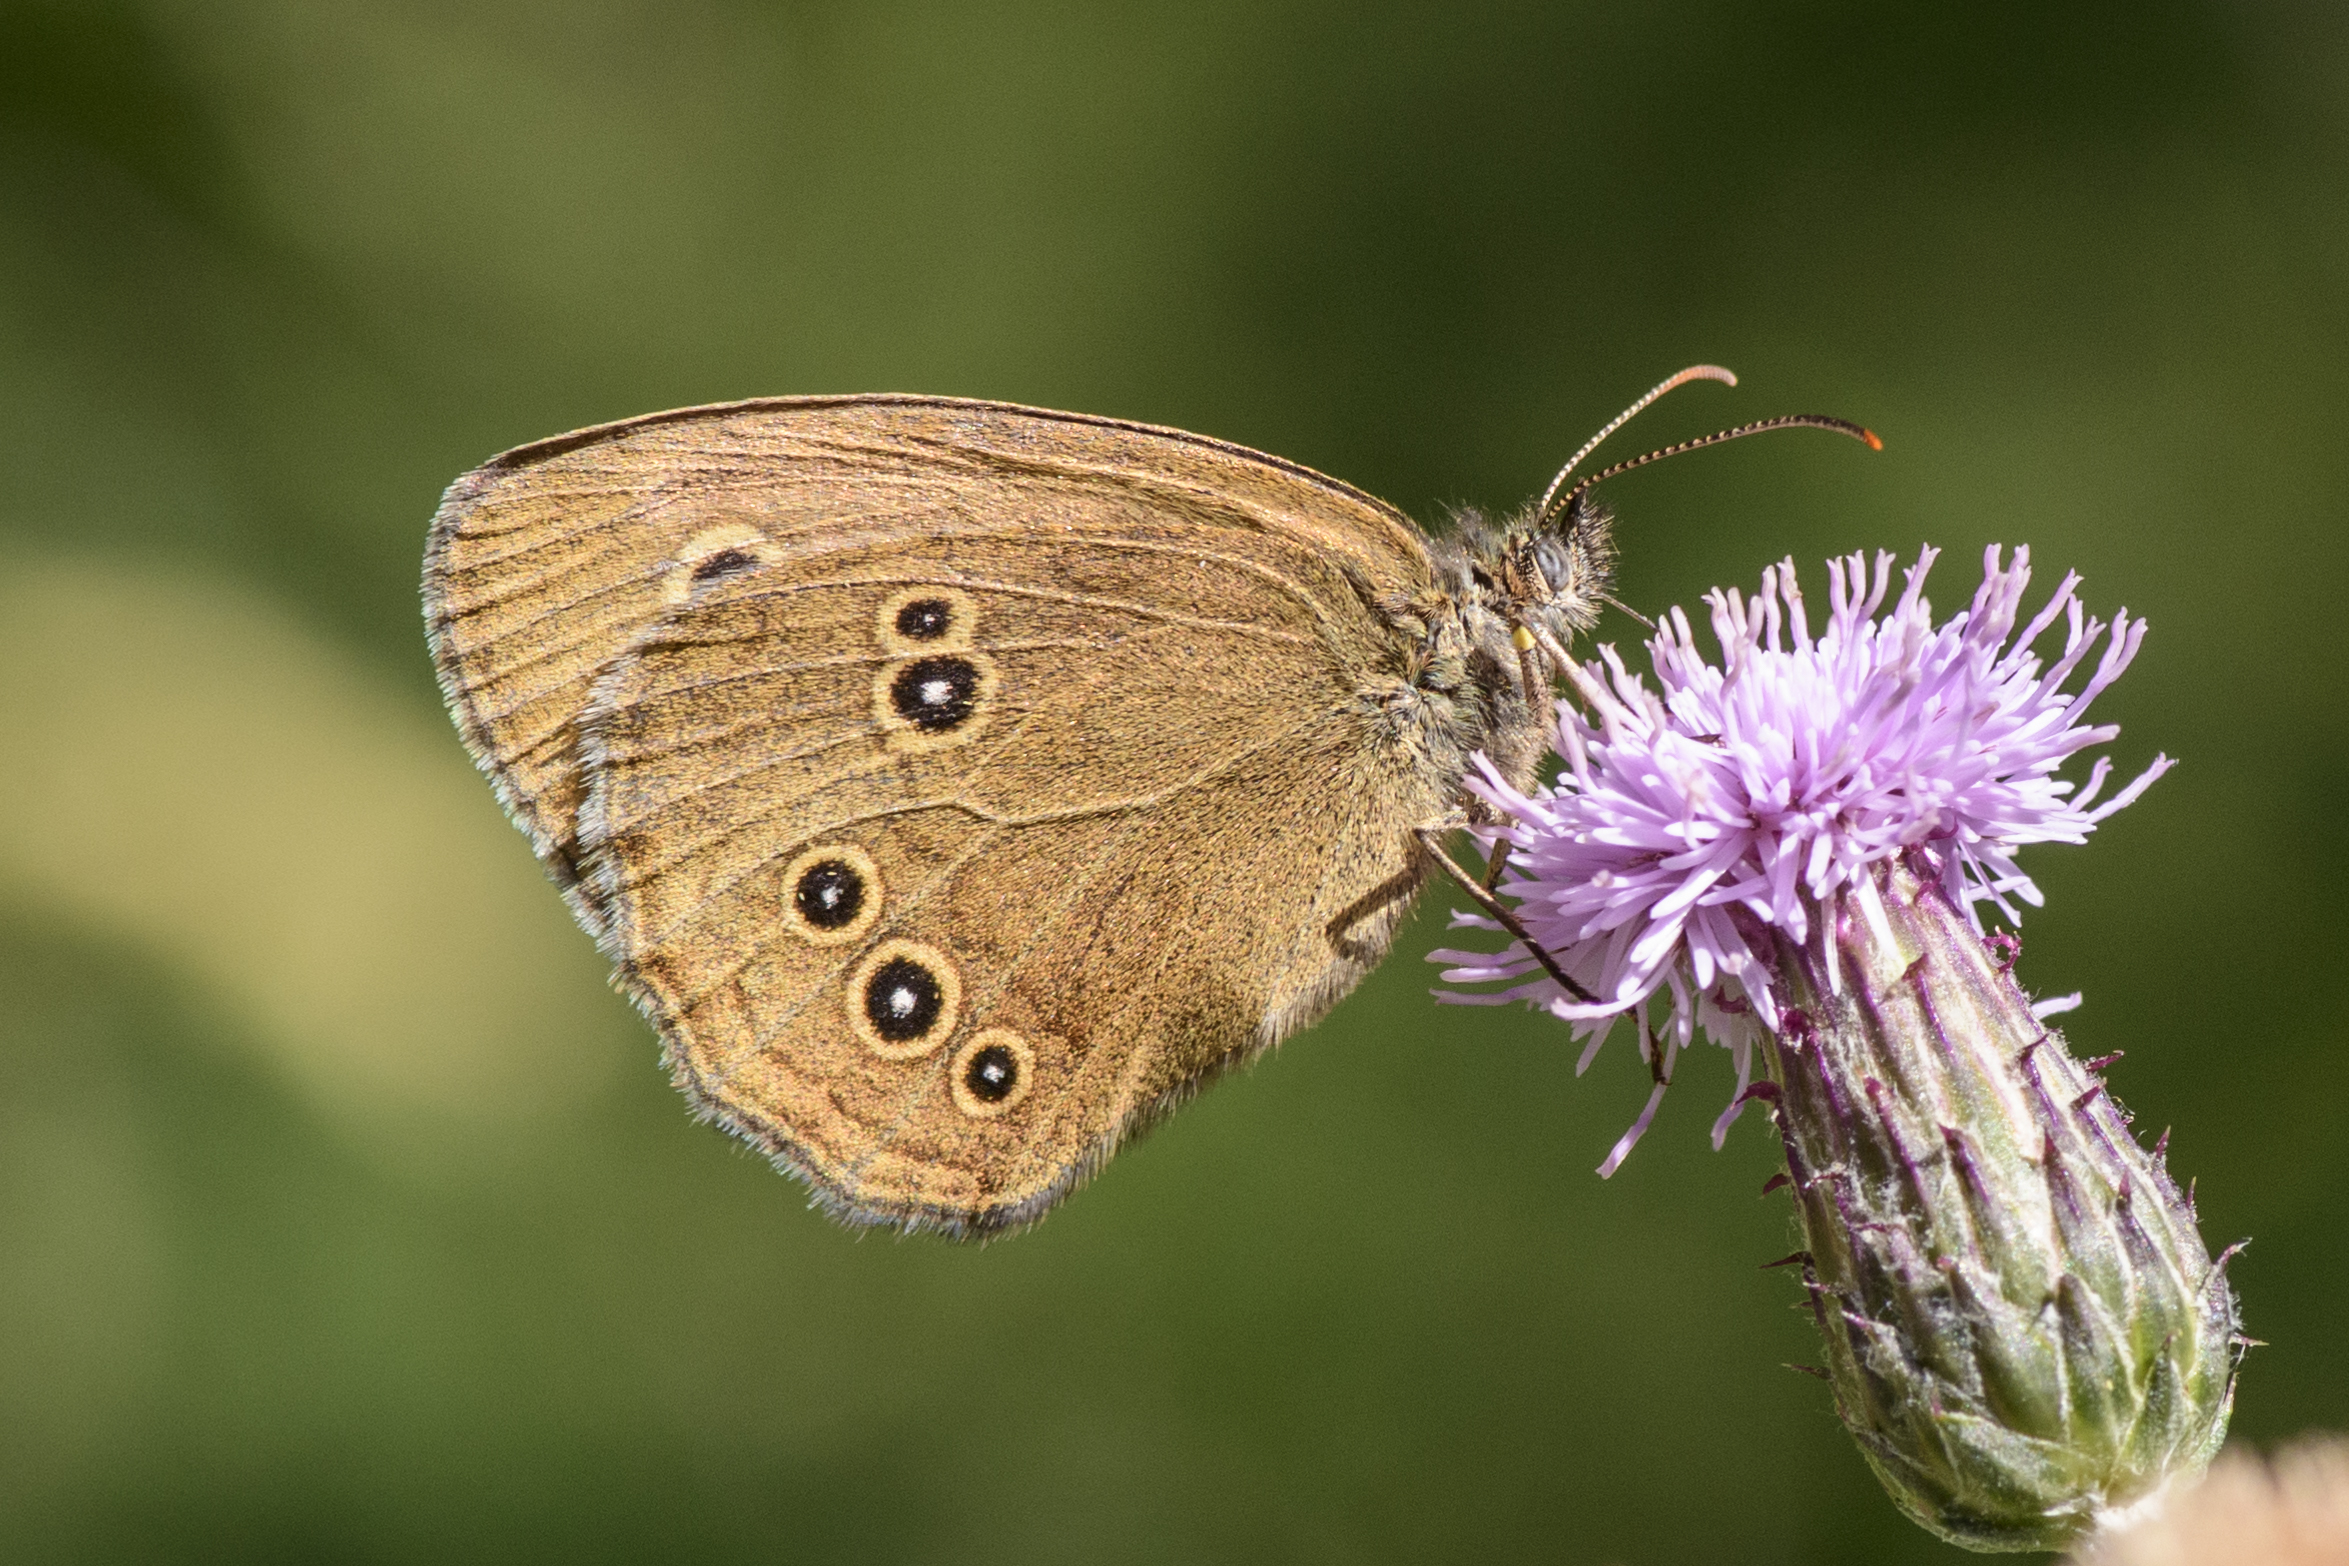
[[1436, 545, 2239, 1553], [1436, 545, 2169, 1167]]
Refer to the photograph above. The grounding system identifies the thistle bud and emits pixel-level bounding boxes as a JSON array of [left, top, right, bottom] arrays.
[[1434, 546, 2244, 1551], [1757, 852, 2237, 1550]]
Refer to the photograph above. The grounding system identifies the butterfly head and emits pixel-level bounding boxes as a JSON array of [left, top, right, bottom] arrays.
[[1415, 370, 1879, 787], [1505, 490, 1616, 641]]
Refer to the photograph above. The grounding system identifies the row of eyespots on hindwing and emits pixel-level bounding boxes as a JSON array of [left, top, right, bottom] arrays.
[[846, 937, 1036, 1120], [872, 587, 995, 753], [777, 843, 1034, 1119], [660, 555, 1028, 1120]]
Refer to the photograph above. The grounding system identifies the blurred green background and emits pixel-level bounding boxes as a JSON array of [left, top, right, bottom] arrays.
[[2, 2, 2342, 1561]]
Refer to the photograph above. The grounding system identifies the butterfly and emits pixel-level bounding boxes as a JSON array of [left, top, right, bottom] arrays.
[[422, 365, 1873, 1236]]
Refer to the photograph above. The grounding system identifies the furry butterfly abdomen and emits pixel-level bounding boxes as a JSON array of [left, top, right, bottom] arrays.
[[425, 396, 1545, 1235]]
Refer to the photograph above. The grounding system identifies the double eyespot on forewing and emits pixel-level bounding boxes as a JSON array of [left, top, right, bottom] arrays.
[[426, 396, 1454, 1235], [422, 396, 1432, 875]]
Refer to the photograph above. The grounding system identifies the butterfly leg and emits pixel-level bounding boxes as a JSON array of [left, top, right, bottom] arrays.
[[1639, 1004, 1672, 1086], [1527, 624, 1584, 695], [1513, 630, 1549, 722], [1412, 826, 1597, 1003], [1323, 862, 1426, 964]]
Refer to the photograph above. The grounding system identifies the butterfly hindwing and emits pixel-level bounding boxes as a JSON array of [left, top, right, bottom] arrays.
[[577, 534, 1445, 1231]]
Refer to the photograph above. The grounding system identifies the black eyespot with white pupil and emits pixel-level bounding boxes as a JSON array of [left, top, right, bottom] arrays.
[[792, 859, 864, 930], [889, 656, 981, 731], [894, 597, 956, 640], [864, 957, 944, 1043], [964, 1043, 1019, 1103]]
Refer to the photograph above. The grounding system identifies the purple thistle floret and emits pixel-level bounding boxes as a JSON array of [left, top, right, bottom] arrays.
[[1433, 544, 2168, 1173]]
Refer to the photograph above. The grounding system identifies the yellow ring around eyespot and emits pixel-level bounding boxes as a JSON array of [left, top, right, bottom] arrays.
[[776, 843, 883, 947], [665, 525, 770, 604], [870, 649, 1000, 754], [950, 1028, 1037, 1119], [875, 585, 978, 654], [846, 938, 962, 1060]]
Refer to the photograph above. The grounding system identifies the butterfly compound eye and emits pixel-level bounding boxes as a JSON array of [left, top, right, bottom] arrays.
[[848, 940, 962, 1059], [779, 844, 883, 946], [951, 1029, 1036, 1118]]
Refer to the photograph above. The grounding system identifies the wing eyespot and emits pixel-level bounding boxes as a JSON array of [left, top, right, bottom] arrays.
[[848, 939, 962, 1059], [876, 586, 977, 653], [779, 844, 883, 947], [666, 525, 771, 603], [951, 1029, 1035, 1118], [871, 650, 998, 752]]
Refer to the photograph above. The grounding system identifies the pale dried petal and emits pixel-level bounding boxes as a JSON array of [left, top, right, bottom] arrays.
[[2067, 1440, 2349, 1566]]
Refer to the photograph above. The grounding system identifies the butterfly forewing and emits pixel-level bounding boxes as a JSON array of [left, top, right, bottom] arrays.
[[425, 398, 1431, 883]]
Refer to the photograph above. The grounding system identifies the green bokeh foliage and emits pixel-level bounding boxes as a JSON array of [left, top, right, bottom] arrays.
[[1, 2, 2342, 1561]]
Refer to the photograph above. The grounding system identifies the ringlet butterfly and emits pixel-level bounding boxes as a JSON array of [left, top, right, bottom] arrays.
[[423, 366, 1874, 1236]]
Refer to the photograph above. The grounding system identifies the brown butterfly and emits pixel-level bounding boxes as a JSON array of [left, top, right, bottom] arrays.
[[422, 366, 1873, 1236]]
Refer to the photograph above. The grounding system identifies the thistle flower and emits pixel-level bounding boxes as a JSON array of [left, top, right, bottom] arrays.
[[1435, 547, 2242, 1553]]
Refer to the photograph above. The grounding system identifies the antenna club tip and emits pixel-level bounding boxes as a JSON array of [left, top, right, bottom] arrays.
[[1861, 428, 1885, 451]]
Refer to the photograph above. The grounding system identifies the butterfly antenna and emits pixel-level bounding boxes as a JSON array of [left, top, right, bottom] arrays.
[[1533, 364, 1739, 523], [1598, 593, 1656, 631], [1551, 413, 1883, 522]]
